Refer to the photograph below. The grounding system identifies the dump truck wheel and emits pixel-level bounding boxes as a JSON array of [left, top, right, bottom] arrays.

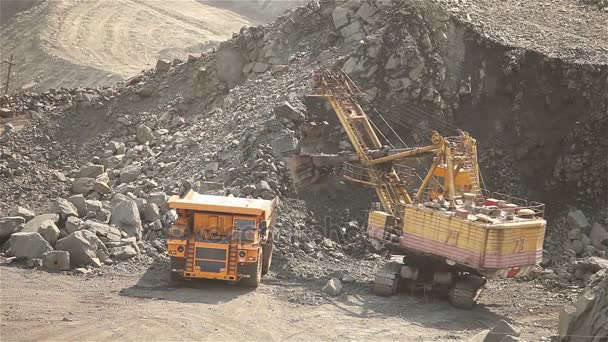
[[240, 249, 262, 287], [262, 242, 273, 276]]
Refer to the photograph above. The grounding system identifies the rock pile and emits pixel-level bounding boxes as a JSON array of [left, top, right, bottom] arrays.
[[558, 269, 608, 341], [536, 209, 607, 289], [1, 193, 168, 271]]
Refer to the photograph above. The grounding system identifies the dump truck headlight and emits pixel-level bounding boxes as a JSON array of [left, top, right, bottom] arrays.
[[177, 246, 185, 253], [239, 251, 246, 258]]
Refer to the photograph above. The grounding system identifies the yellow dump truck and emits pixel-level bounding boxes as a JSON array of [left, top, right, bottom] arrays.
[[167, 190, 278, 287]]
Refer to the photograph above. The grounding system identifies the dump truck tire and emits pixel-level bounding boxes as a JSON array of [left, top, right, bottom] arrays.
[[241, 249, 262, 287], [262, 242, 273, 276]]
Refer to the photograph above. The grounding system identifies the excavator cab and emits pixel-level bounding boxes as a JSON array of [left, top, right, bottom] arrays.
[[428, 164, 474, 200]]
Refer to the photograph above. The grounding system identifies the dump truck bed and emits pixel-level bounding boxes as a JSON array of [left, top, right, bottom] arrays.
[[168, 190, 278, 220]]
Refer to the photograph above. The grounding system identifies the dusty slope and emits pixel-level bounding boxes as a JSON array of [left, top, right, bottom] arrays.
[[0, 0, 250, 91]]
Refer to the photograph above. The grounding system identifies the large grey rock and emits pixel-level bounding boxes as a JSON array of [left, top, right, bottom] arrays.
[[109, 245, 137, 260], [10, 206, 35, 222], [558, 271, 607, 341], [144, 203, 160, 222], [575, 257, 608, 273], [110, 199, 143, 239], [136, 124, 153, 144], [568, 210, 591, 230], [84, 221, 113, 237], [93, 181, 111, 194], [9, 232, 53, 259], [65, 216, 85, 234], [340, 19, 363, 38], [78, 164, 104, 178], [589, 223, 608, 250], [120, 163, 142, 183], [55, 230, 108, 267], [356, 1, 378, 22], [43, 250, 70, 271], [322, 277, 342, 296], [274, 102, 305, 122], [147, 192, 167, 207], [332, 6, 353, 29], [23, 214, 60, 245], [37, 219, 60, 245], [483, 319, 520, 342], [49, 198, 79, 221], [155, 59, 171, 72], [72, 177, 95, 194], [68, 194, 87, 217], [85, 199, 103, 214], [0, 216, 24, 241]]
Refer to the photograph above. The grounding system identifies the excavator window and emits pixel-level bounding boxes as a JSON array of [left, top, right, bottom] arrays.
[[234, 219, 256, 231]]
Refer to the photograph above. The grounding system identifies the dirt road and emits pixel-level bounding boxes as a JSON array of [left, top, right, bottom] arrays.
[[0, 0, 250, 91], [0, 260, 562, 341]]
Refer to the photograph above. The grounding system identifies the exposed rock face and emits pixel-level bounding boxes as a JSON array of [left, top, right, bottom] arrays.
[[559, 270, 608, 341]]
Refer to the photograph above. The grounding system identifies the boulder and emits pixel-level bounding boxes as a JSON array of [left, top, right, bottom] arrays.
[[155, 59, 171, 72], [65, 216, 85, 234], [0, 216, 25, 241], [77, 164, 104, 178], [147, 192, 167, 207], [48, 198, 79, 221], [356, 2, 378, 22], [72, 177, 95, 194], [93, 181, 111, 194], [55, 230, 109, 267], [332, 6, 353, 29], [9, 232, 53, 259], [68, 194, 87, 217], [571, 240, 585, 255], [120, 163, 142, 183], [109, 245, 137, 260], [23, 214, 60, 245], [144, 203, 161, 222], [10, 206, 35, 222], [483, 319, 520, 342], [84, 221, 113, 237], [273, 102, 306, 122], [136, 124, 153, 144], [110, 199, 143, 239], [568, 210, 591, 230], [43, 250, 70, 271], [568, 228, 582, 241], [575, 257, 608, 273], [322, 277, 342, 296], [85, 199, 103, 214], [161, 209, 178, 229], [589, 223, 608, 250], [558, 271, 607, 341], [37, 219, 60, 245]]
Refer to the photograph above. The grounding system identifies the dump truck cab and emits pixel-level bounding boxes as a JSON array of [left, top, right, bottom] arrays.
[[167, 190, 278, 287]]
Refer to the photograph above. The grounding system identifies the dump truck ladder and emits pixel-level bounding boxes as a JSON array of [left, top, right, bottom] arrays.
[[227, 239, 238, 276]]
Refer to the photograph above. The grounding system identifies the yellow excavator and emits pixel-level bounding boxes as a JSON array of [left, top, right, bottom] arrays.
[[289, 70, 546, 308]]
